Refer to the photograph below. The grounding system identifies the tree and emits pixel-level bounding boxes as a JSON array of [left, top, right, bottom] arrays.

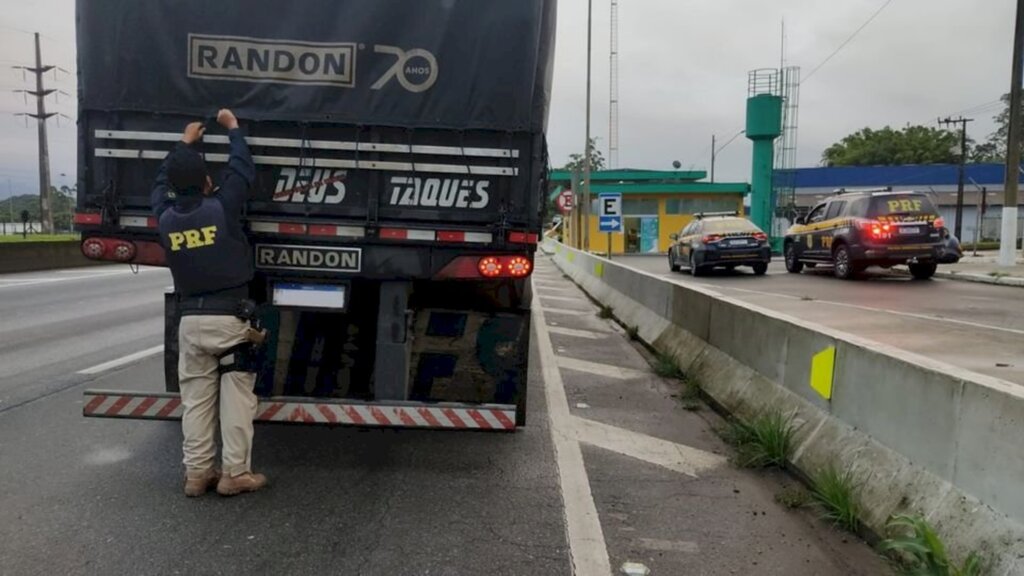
[[562, 138, 606, 174], [821, 126, 963, 166], [972, 93, 1024, 163]]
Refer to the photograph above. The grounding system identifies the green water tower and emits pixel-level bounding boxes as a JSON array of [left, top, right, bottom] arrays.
[[745, 70, 783, 242]]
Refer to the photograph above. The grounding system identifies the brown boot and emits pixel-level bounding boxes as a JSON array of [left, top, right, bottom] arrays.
[[184, 468, 220, 497], [216, 471, 268, 496]]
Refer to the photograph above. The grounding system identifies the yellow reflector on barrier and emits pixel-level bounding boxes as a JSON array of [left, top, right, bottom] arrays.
[[810, 346, 836, 400], [567, 252, 576, 262], [594, 262, 604, 277]]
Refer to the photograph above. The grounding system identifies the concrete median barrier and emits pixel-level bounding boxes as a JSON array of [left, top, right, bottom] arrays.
[[0, 240, 100, 274], [546, 241, 1024, 573]]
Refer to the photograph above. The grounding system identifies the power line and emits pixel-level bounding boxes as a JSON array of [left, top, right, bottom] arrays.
[[803, 0, 896, 84]]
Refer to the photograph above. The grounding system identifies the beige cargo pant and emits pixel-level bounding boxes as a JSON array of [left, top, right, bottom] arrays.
[[178, 315, 257, 478]]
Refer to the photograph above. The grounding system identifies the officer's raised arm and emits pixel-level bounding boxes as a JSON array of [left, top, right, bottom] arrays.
[[151, 121, 205, 217], [215, 109, 255, 217]]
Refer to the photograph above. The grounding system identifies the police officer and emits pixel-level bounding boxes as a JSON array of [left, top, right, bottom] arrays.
[[151, 108, 267, 497]]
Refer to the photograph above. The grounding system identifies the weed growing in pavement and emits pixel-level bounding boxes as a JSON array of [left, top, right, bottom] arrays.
[[800, 295, 815, 301], [653, 352, 683, 379], [626, 325, 640, 341], [880, 514, 987, 576], [810, 463, 862, 533], [988, 271, 1008, 279], [775, 486, 812, 509], [598, 304, 614, 319], [723, 409, 798, 469]]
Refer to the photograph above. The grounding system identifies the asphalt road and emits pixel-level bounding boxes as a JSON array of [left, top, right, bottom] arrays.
[[618, 255, 1024, 385], [0, 261, 886, 575]]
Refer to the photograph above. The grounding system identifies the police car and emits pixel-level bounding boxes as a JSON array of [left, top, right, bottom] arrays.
[[783, 189, 947, 280], [668, 212, 771, 276]]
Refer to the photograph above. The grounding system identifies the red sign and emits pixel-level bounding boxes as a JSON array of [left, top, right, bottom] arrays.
[[556, 190, 575, 215]]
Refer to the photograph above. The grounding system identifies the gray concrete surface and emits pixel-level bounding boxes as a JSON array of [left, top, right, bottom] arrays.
[[617, 255, 1024, 385], [0, 240, 102, 274], [551, 243, 1024, 572], [0, 262, 887, 575], [0, 265, 171, 412]]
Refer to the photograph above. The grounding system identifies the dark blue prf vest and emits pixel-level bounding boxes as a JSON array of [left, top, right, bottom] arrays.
[[158, 196, 253, 298]]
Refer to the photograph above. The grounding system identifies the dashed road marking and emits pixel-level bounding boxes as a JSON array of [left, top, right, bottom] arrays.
[[547, 326, 609, 340], [78, 345, 164, 375], [533, 289, 613, 576], [637, 538, 700, 554], [542, 307, 589, 317], [0, 267, 165, 290], [538, 294, 587, 303], [572, 415, 725, 478], [557, 356, 649, 380]]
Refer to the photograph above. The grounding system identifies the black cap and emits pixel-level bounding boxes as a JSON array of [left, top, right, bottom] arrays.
[[166, 145, 208, 196]]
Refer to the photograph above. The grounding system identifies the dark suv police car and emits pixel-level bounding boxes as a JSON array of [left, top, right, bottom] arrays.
[[668, 213, 771, 276], [783, 190, 946, 280]]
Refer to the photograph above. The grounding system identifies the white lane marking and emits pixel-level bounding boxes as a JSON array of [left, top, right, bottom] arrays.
[[533, 289, 613, 576], [0, 268, 165, 290], [547, 326, 609, 340], [636, 538, 700, 554], [557, 356, 649, 380], [572, 415, 725, 478], [702, 283, 1024, 337], [538, 294, 587, 303], [542, 307, 589, 317], [78, 345, 165, 375]]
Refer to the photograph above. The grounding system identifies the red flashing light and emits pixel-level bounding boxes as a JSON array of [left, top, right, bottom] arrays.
[[701, 234, 722, 244], [478, 256, 503, 278], [507, 256, 532, 277], [753, 232, 768, 242], [933, 217, 945, 229]]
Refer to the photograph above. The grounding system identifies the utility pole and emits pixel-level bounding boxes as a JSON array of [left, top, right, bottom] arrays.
[[710, 134, 716, 183], [938, 116, 974, 240], [1001, 0, 1024, 266], [582, 0, 594, 253], [14, 33, 57, 235]]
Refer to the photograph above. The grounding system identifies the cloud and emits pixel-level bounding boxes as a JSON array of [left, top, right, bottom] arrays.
[[0, 0, 1014, 199]]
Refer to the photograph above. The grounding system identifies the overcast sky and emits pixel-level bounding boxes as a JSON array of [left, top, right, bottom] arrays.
[[0, 0, 1017, 200]]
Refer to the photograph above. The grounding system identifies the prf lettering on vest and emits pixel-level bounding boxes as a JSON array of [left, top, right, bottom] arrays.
[[887, 199, 923, 212], [168, 225, 218, 251]]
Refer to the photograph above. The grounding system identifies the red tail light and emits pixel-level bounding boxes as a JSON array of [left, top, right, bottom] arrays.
[[435, 255, 535, 279], [859, 220, 892, 239], [753, 232, 768, 242], [80, 237, 165, 265], [701, 234, 722, 244], [82, 237, 107, 259], [478, 256, 503, 278], [933, 217, 945, 229], [507, 256, 532, 277]]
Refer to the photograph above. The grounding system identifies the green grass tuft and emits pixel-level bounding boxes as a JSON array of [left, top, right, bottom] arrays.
[[0, 233, 78, 243], [880, 514, 987, 576], [723, 409, 798, 469], [775, 486, 812, 509], [597, 304, 614, 319], [653, 352, 683, 379], [626, 325, 640, 341], [810, 463, 861, 533]]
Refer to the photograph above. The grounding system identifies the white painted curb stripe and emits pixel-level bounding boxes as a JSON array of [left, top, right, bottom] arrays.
[[78, 345, 165, 375], [532, 281, 612, 576]]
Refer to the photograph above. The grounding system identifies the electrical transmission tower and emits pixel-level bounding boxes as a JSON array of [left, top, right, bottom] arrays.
[[608, 0, 619, 169], [13, 33, 66, 235]]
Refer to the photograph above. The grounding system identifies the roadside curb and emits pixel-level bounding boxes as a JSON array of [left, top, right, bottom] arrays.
[[935, 270, 1024, 288], [893, 266, 1024, 288]]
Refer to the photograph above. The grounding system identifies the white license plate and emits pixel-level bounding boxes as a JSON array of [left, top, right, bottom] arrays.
[[728, 239, 750, 246], [272, 283, 347, 309], [899, 227, 921, 235]]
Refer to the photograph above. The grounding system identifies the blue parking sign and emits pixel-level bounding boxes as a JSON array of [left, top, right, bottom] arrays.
[[598, 193, 622, 233]]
